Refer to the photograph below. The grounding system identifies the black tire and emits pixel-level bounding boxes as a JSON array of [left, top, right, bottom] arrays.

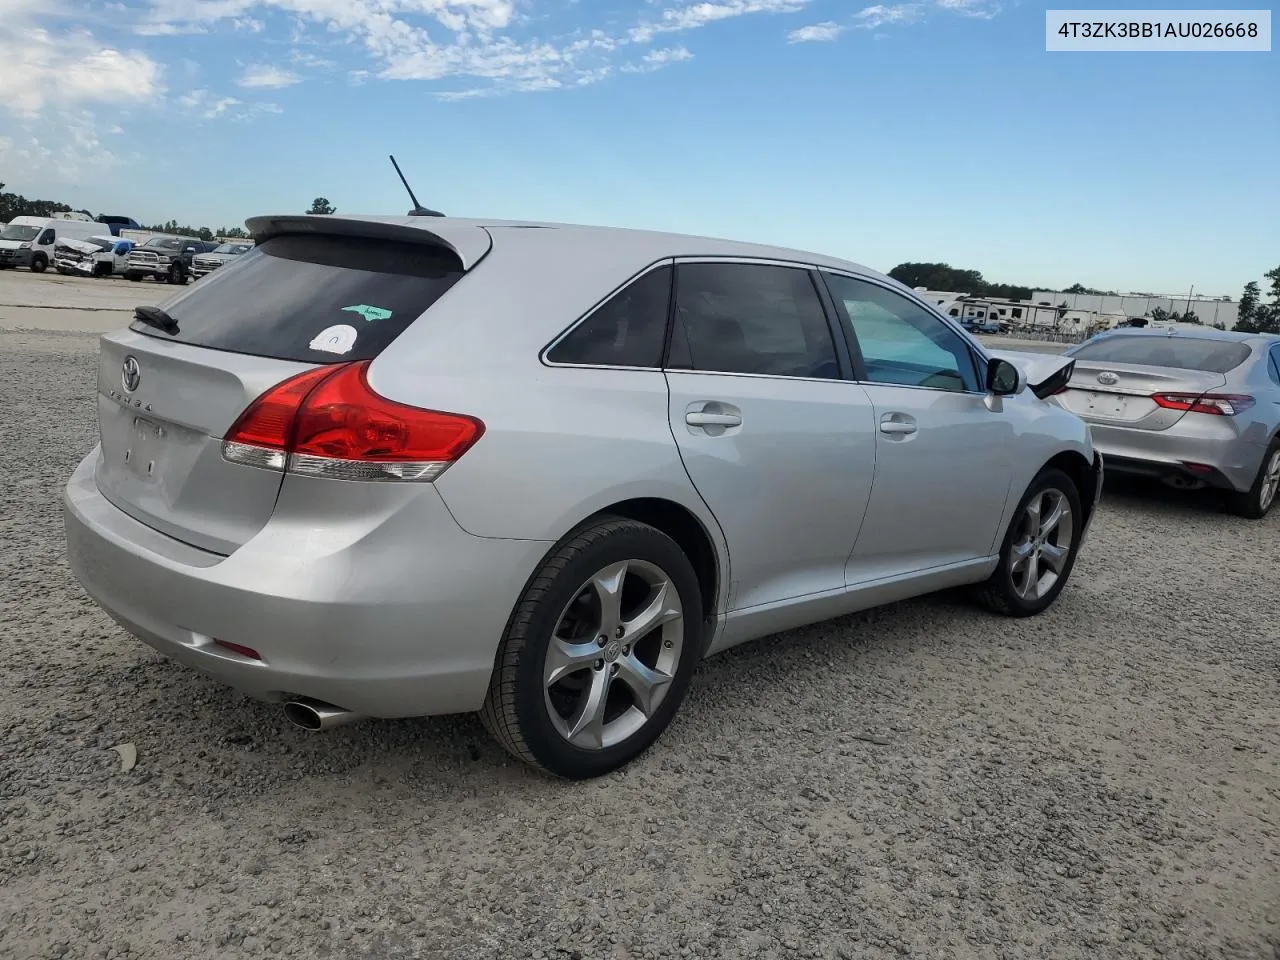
[[1226, 440, 1280, 520], [481, 516, 704, 779], [30, 255, 47, 273], [974, 467, 1083, 617], [126, 272, 143, 282], [168, 262, 187, 285]]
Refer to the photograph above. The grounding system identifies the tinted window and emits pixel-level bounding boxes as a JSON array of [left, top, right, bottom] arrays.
[[1268, 346, 1280, 385], [546, 265, 671, 368], [1069, 335, 1251, 373], [668, 262, 838, 379], [38, 229, 55, 245], [132, 234, 465, 363], [823, 273, 979, 392]]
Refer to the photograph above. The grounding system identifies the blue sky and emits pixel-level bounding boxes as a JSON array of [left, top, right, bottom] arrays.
[[1, 0, 1275, 295]]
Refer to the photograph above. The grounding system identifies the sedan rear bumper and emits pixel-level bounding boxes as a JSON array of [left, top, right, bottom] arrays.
[[63, 447, 550, 718], [1089, 420, 1266, 492]]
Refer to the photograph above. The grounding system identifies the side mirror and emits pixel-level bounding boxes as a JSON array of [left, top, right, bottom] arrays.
[[986, 357, 1023, 396]]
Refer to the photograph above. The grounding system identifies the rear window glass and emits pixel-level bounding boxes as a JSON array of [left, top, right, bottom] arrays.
[[1070, 335, 1252, 374], [132, 234, 465, 363]]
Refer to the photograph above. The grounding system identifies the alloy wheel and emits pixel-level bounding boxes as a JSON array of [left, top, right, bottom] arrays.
[[543, 559, 684, 751], [1009, 487, 1075, 601], [1260, 450, 1280, 512]]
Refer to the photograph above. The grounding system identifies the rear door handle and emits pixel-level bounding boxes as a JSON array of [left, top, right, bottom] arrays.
[[686, 412, 742, 427]]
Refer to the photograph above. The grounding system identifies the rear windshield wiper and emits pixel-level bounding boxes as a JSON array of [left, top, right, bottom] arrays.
[[134, 305, 179, 335]]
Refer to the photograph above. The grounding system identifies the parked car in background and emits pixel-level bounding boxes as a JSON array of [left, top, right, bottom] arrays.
[[54, 235, 134, 278], [96, 215, 143, 237], [0, 216, 104, 272], [191, 241, 255, 280], [125, 235, 219, 284], [1056, 327, 1280, 518], [64, 214, 1102, 779]]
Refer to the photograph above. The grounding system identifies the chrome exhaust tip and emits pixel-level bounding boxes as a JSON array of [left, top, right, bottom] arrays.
[[283, 697, 360, 732]]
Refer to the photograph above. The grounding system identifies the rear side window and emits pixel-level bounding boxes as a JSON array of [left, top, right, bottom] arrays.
[[546, 265, 671, 368], [667, 262, 839, 379], [1070, 335, 1251, 374], [133, 234, 465, 363]]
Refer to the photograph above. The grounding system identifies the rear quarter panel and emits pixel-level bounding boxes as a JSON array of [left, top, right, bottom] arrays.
[[365, 233, 727, 553]]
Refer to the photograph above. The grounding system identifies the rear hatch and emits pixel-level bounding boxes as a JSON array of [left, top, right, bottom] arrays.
[[93, 225, 485, 555], [1054, 334, 1251, 431]]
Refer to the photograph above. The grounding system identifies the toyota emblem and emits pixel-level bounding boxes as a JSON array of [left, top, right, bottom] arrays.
[[1096, 371, 1119, 386], [121, 356, 141, 393]]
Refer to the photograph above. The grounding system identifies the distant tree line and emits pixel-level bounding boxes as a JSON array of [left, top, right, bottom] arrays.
[[886, 263, 1123, 302], [0, 183, 336, 241]]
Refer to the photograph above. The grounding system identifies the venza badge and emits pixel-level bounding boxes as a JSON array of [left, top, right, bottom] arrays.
[[121, 356, 142, 393]]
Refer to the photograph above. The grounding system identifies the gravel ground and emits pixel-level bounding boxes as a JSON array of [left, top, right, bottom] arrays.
[[1, 324, 1278, 960]]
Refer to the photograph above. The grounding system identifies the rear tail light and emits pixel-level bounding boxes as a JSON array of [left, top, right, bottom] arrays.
[[221, 361, 484, 482], [1151, 393, 1255, 416]]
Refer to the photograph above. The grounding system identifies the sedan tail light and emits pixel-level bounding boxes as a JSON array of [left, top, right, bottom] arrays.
[[1151, 393, 1255, 416], [222, 360, 484, 482]]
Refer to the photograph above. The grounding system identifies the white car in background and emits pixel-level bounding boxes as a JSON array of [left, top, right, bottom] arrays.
[[54, 235, 135, 278], [191, 241, 255, 280]]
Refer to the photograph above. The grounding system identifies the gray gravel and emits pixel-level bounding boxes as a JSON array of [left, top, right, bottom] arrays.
[[2, 326, 1279, 960]]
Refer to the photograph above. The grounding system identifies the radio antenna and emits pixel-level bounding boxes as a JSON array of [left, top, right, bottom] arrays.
[[389, 154, 444, 217]]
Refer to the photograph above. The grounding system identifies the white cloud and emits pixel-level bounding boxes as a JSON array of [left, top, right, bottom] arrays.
[[630, 0, 811, 41], [0, 16, 164, 118], [935, 0, 1000, 17], [178, 88, 281, 120], [787, 20, 844, 42], [852, 4, 924, 29], [621, 45, 693, 72], [237, 63, 301, 87], [124, 0, 816, 99]]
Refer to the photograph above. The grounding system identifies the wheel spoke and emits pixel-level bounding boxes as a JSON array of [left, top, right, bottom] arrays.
[[1023, 494, 1042, 534], [565, 668, 611, 748], [621, 579, 682, 642], [1040, 542, 1068, 574], [616, 654, 673, 717], [545, 637, 602, 687], [589, 561, 629, 636], [1039, 493, 1068, 537]]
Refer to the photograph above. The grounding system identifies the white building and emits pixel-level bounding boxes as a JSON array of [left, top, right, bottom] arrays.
[[1031, 291, 1238, 328]]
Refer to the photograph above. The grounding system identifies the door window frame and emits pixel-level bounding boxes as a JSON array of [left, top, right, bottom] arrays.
[[664, 256, 856, 382], [818, 269, 992, 396], [1268, 344, 1280, 385]]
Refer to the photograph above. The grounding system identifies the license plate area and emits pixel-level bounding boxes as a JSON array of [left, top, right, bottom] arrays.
[[125, 416, 167, 481], [1083, 391, 1129, 419]]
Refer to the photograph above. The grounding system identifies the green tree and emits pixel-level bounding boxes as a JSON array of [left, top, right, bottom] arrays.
[[307, 197, 336, 215], [1266, 265, 1280, 306], [1150, 307, 1171, 322], [1235, 281, 1261, 332]]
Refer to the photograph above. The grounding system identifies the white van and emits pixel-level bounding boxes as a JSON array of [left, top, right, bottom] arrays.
[[0, 216, 104, 273]]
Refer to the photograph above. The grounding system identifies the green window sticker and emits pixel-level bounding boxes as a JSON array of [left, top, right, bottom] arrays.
[[342, 304, 393, 322]]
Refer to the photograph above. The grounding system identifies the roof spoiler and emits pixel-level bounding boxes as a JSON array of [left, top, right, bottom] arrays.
[[243, 215, 491, 270]]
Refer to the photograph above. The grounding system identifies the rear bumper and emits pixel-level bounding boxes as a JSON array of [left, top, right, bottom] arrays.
[[1089, 421, 1265, 492], [63, 447, 551, 718]]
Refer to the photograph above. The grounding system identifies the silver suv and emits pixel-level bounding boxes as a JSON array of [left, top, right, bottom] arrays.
[[64, 214, 1102, 778]]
